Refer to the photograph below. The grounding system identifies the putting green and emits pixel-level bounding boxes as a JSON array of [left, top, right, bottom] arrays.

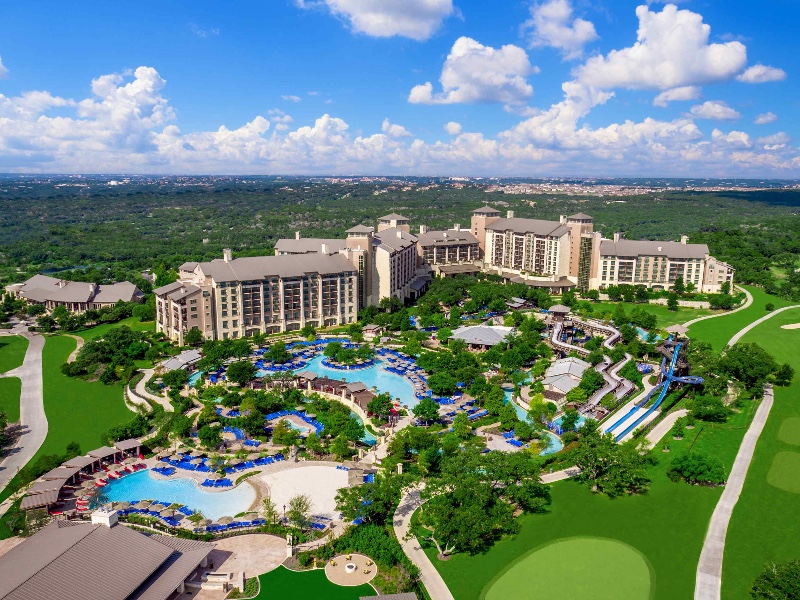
[[482, 537, 653, 600], [777, 418, 800, 446], [767, 451, 800, 494]]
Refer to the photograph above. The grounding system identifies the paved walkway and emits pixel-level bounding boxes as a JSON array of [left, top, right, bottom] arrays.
[[393, 486, 454, 600], [695, 386, 774, 600], [646, 409, 689, 447], [684, 286, 753, 330], [0, 332, 47, 495], [725, 304, 800, 347], [134, 367, 174, 411], [65, 334, 84, 363]]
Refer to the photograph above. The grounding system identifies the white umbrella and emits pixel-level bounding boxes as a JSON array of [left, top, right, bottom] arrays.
[[218, 516, 234, 525], [108, 464, 124, 471]]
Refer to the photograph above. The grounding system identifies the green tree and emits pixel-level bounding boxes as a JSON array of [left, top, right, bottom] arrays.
[[161, 369, 188, 389], [331, 434, 351, 460], [498, 402, 518, 430], [667, 293, 679, 312], [226, 360, 257, 386], [367, 393, 394, 421], [572, 431, 650, 496], [184, 328, 203, 346], [452, 412, 472, 439], [265, 340, 291, 364], [305, 432, 323, 456], [565, 387, 588, 406], [413, 397, 440, 424], [261, 493, 280, 524], [751, 560, 800, 600], [197, 424, 222, 449], [672, 276, 686, 295], [668, 451, 726, 485], [287, 494, 312, 530], [720, 281, 731, 295]]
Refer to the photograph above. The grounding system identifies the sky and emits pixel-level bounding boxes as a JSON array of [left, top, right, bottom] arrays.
[[0, 0, 797, 177]]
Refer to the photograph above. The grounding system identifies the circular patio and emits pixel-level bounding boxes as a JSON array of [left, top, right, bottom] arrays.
[[324, 553, 377, 586]]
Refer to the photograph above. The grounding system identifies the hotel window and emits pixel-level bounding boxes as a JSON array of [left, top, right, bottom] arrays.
[[222, 321, 228, 329]]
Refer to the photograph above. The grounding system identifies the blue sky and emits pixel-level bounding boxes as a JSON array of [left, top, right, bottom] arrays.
[[0, 0, 796, 176]]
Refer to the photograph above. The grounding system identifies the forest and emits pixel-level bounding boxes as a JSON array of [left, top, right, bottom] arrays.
[[1, 176, 799, 300]]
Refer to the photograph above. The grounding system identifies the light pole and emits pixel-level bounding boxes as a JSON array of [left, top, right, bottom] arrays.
[[283, 504, 286, 524]]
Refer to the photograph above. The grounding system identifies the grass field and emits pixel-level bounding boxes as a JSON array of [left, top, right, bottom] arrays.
[[584, 301, 720, 329], [777, 417, 800, 445], [0, 377, 21, 422], [483, 537, 653, 600], [721, 305, 800, 599], [0, 335, 28, 374], [253, 566, 376, 600], [686, 286, 796, 350], [0, 335, 133, 504], [73, 317, 155, 343]]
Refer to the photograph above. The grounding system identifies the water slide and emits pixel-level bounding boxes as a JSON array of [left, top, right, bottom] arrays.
[[604, 350, 671, 435], [612, 342, 683, 441]]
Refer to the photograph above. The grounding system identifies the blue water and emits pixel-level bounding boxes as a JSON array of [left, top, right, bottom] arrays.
[[553, 414, 587, 430], [351, 412, 377, 445], [305, 355, 419, 409], [188, 371, 204, 387], [504, 390, 563, 455], [636, 327, 662, 342], [104, 469, 256, 521]]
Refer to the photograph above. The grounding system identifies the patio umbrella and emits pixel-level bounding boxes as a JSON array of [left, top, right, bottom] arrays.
[[189, 458, 203, 465], [108, 464, 124, 471], [231, 459, 244, 466], [241, 512, 259, 520], [190, 450, 204, 458], [169, 455, 182, 462], [159, 509, 176, 518], [114, 502, 131, 510], [133, 501, 152, 510], [92, 472, 107, 479], [80, 480, 95, 488], [218, 516, 234, 525], [206, 472, 221, 480], [247, 453, 260, 461], [150, 502, 168, 511], [198, 519, 212, 527], [123, 457, 138, 465]]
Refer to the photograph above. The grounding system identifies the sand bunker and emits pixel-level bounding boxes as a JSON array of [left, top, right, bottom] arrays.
[[780, 323, 800, 329]]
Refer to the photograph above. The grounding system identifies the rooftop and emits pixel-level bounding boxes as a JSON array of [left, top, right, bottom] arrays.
[[485, 217, 569, 238], [378, 213, 409, 221], [599, 238, 709, 259], [374, 228, 417, 252], [450, 324, 515, 347], [274, 238, 347, 255], [472, 205, 500, 215], [417, 229, 479, 247], [195, 253, 357, 282]]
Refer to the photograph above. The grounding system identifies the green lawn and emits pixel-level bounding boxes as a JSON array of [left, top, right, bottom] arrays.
[[0, 335, 28, 374], [73, 317, 154, 343], [581, 301, 720, 329], [253, 566, 376, 600], [0, 377, 21, 422], [483, 537, 653, 600], [0, 335, 133, 504], [686, 286, 795, 351], [721, 305, 800, 599]]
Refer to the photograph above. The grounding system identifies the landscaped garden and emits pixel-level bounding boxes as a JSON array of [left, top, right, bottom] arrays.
[[721, 305, 800, 599], [0, 334, 28, 373], [253, 566, 376, 600]]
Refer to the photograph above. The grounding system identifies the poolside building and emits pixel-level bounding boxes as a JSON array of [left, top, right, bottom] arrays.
[[0, 513, 214, 600], [542, 357, 591, 405], [449, 324, 515, 351], [154, 250, 359, 344], [5, 275, 144, 314]]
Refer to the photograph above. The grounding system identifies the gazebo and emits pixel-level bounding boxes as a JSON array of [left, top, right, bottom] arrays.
[[665, 324, 689, 337], [548, 304, 571, 322]]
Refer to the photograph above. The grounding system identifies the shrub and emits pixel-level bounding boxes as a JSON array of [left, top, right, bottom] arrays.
[[668, 451, 726, 485]]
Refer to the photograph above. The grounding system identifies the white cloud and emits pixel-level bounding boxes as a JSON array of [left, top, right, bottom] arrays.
[[757, 132, 790, 146], [444, 121, 462, 135], [754, 112, 777, 125], [522, 0, 598, 60], [268, 109, 294, 131], [736, 64, 787, 84], [688, 101, 740, 120], [381, 118, 411, 137], [296, 0, 453, 41], [1, 64, 799, 176], [653, 86, 701, 107], [188, 23, 220, 38], [308, 91, 319, 96], [574, 4, 747, 90], [408, 37, 536, 105], [282, 95, 302, 102], [0, 56, 8, 79]]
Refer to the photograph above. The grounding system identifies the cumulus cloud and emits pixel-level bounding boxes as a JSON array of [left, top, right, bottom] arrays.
[[755, 112, 777, 125], [296, 0, 453, 41], [381, 118, 411, 137], [736, 64, 787, 83], [522, 0, 598, 60], [409, 37, 536, 105], [0, 56, 8, 79], [653, 86, 701, 107], [2, 64, 799, 176], [574, 4, 747, 90], [444, 121, 462, 135], [688, 101, 740, 120], [282, 95, 302, 103]]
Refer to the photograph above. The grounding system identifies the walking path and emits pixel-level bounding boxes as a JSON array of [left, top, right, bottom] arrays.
[[694, 386, 774, 600], [134, 367, 174, 411], [65, 334, 84, 363], [645, 409, 688, 447], [0, 332, 47, 495], [684, 286, 753, 329], [725, 304, 800, 347], [393, 486, 455, 600]]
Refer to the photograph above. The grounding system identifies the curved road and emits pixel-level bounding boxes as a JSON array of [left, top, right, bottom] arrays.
[[0, 332, 47, 495], [694, 305, 800, 599], [684, 286, 753, 330]]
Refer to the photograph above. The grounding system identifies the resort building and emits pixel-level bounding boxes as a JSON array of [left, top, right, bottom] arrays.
[[0, 514, 213, 600], [542, 357, 591, 405], [5, 274, 144, 313], [154, 250, 359, 344], [449, 324, 515, 351], [417, 224, 482, 277], [594, 233, 735, 293]]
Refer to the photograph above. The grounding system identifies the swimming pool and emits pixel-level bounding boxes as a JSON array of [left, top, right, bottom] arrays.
[[636, 326, 662, 342], [351, 412, 377, 445], [504, 389, 563, 455], [188, 371, 204, 387], [553, 414, 587, 430], [305, 355, 419, 408], [104, 469, 256, 521]]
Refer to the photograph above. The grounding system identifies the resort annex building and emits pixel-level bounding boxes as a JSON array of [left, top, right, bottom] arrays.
[[154, 209, 734, 343]]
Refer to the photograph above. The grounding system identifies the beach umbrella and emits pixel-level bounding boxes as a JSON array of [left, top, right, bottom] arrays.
[[134, 501, 152, 510], [123, 457, 138, 465], [114, 501, 131, 510], [218, 516, 234, 525], [190, 450, 204, 458], [207, 472, 221, 480], [241, 512, 259, 520], [247, 453, 260, 461], [189, 457, 203, 465], [150, 502, 168, 511], [231, 459, 244, 466], [80, 480, 95, 488], [108, 463, 124, 471], [198, 519, 212, 527], [159, 509, 176, 518], [92, 472, 107, 479], [169, 455, 182, 462]]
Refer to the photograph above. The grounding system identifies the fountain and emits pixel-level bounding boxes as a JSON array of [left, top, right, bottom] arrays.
[[345, 563, 357, 574]]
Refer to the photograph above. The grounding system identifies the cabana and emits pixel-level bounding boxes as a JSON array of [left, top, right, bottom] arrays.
[[40, 465, 82, 484], [62, 454, 101, 474], [20, 490, 60, 512], [113, 438, 142, 458], [87, 446, 121, 465], [26, 478, 68, 496]]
